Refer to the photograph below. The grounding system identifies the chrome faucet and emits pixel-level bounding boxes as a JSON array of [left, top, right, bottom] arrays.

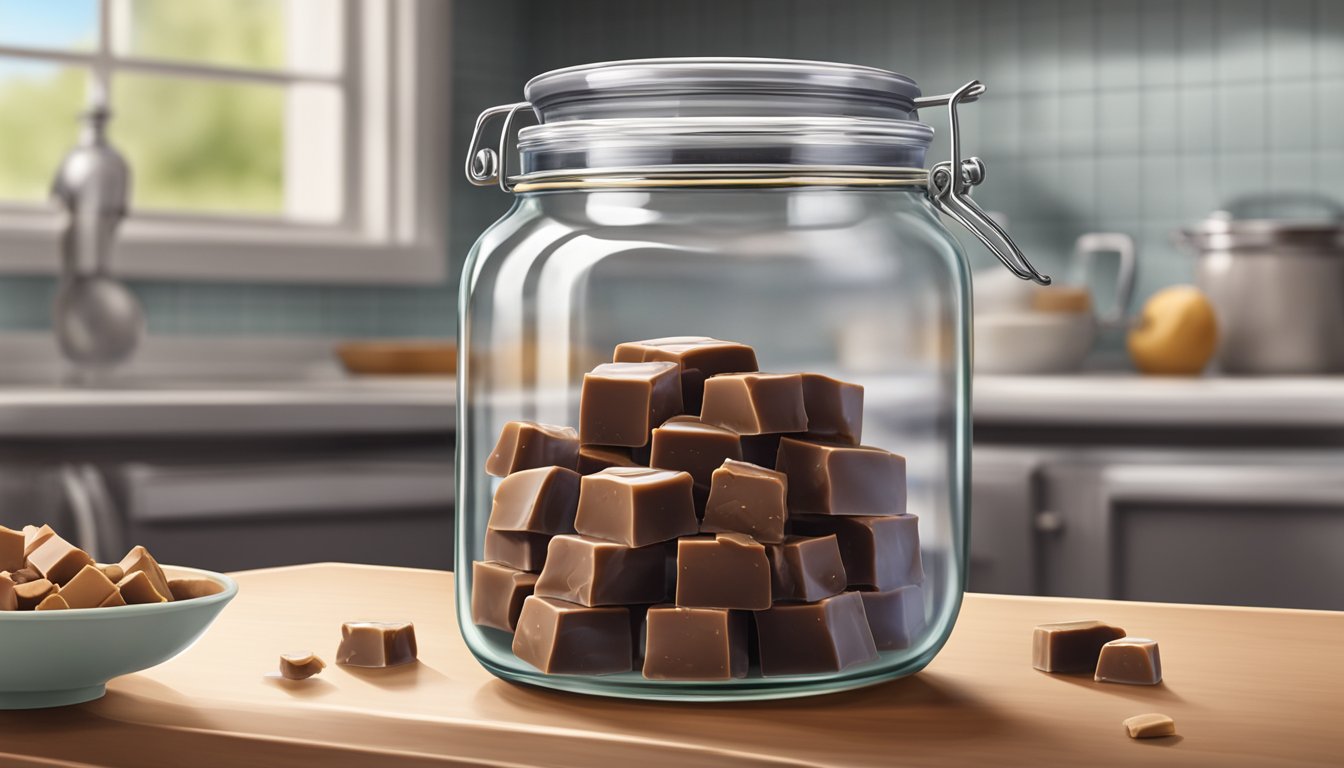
[[50, 101, 144, 371]]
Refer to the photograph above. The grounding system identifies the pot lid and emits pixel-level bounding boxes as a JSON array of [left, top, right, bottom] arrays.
[[1181, 194, 1344, 252]]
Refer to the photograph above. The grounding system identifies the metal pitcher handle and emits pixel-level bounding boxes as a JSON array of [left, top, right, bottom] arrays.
[[1072, 233, 1137, 329], [918, 81, 1051, 286]]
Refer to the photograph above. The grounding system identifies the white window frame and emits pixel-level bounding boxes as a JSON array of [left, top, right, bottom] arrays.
[[0, 0, 449, 285]]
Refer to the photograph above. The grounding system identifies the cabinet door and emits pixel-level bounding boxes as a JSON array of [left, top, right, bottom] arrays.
[[968, 448, 1041, 595], [1039, 459, 1344, 611]]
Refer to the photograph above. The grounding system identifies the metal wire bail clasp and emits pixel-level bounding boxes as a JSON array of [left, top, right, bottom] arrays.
[[465, 101, 536, 193], [918, 81, 1051, 285]]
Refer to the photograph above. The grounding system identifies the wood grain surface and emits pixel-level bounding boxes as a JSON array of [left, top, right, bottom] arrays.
[[0, 563, 1340, 767]]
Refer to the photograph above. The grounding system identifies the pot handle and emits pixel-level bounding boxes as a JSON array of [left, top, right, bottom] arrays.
[[1072, 233, 1137, 329]]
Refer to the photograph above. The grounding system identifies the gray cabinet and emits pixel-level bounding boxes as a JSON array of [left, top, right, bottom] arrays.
[[971, 446, 1344, 611]]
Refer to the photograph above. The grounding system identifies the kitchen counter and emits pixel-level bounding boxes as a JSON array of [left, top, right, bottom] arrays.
[[0, 564, 1338, 767], [974, 374, 1344, 428]]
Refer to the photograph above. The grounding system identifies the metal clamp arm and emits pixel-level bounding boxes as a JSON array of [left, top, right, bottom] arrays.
[[923, 81, 1051, 285]]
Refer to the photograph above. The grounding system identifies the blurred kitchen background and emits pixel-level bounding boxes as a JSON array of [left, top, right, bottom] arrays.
[[0, 1, 1341, 609]]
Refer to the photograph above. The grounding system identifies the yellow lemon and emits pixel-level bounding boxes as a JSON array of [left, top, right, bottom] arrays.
[[1127, 285, 1219, 375]]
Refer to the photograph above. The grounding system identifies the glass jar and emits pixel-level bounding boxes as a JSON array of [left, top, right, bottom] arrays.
[[456, 58, 1048, 701]]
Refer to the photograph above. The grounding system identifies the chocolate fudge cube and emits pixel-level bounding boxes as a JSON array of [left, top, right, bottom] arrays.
[[27, 531, 94, 586], [754, 591, 879, 676], [512, 596, 632, 675], [775, 437, 905, 516], [574, 467, 699, 547], [860, 584, 926, 650], [0, 572, 15, 611], [799, 373, 864, 445], [701, 459, 788, 543], [483, 529, 550, 572], [1031, 620, 1127, 673], [642, 606, 748, 680], [577, 445, 641, 474], [700, 373, 807, 435], [487, 466, 581, 535], [791, 514, 923, 591], [471, 560, 538, 633], [675, 533, 771, 610], [534, 534, 669, 606], [486, 421, 580, 477], [614, 337, 759, 413], [579, 362, 683, 448], [0, 526, 23, 572], [1095, 637, 1162, 685], [336, 621, 418, 668], [765, 534, 847, 602], [650, 419, 743, 489]]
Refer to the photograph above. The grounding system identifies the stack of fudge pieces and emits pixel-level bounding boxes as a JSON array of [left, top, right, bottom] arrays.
[[471, 336, 926, 679]]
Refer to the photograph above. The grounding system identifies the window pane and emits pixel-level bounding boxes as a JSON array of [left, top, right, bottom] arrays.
[[0, 0, 98, 51], [111, 0, 342, 75], [111, 72, 284, 215], [0, 59, 87, 202]]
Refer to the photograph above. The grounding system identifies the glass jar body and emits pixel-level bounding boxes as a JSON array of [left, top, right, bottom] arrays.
[[456, 184, 972, 701]]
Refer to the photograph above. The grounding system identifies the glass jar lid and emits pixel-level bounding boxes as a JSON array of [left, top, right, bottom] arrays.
[[464, 58, 1052, 285], [523, 57, 923, 122]]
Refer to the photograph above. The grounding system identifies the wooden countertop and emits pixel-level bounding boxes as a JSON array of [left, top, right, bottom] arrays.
[[1, 563, 1340, 767]]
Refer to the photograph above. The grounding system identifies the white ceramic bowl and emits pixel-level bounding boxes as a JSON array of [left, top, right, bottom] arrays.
[[0, 565, 236, 709], [974, 312, 1096, 374]]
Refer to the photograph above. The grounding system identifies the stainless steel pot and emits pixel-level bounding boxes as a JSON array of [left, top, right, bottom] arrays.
[[1180, 195, 1344, 375]]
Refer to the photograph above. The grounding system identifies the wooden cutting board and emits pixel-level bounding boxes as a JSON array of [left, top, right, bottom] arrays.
[[0, 563, 1339, 767]]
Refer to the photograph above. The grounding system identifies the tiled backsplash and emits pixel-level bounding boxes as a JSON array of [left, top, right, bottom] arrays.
[[2, 1, 1339, 338]]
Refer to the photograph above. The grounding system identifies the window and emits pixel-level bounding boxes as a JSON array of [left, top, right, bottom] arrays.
[[0, 0, 447, 284]]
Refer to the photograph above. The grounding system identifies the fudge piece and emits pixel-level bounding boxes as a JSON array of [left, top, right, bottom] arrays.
[[14, 579, 55, 610], [701, 459, 788, 543], [22, 524, 55, 558], [650, 419, 743, 489], [577, 445, 641, 474], [98, 564, 125, 583], [512, 596, 632, 675], [579, 362, 683, 448], [675, 533, 771, 610], [754, 591, 879, 676], [765, 535, 847, 603], [487, 466, 581, 535], [534, 535, 669, 606], [799, 373, 864, 445], [0, 572, 14, 611], [1031, 620, 1127, 673], [774, 437, 906, 516], [471, 560, 538, 632], [336, 621, 419, 668], [483, 529, 550, 572], [279, 652, 326, 681], [100, 590, 127, 608], [4, 567, 40, 585], [1095, 637, 1163, 685], [60, 564, 119, 609], [27, 531, 95, 586], [35, 593, 69, 611], [0, 525, 24, 571], [860, 584, 926, 650], [574, 467, 698, 547], [614, 337, 759, 413], [118, 546, 174, 602], [1123, 713, 1176, 739], [116, 570, 167, 604], [167, 578, 225, 600], [700, 373, 807, 435], [642, 606, 748, 680], [791, 514, 923, 591], [485, 421, 580, 476]]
